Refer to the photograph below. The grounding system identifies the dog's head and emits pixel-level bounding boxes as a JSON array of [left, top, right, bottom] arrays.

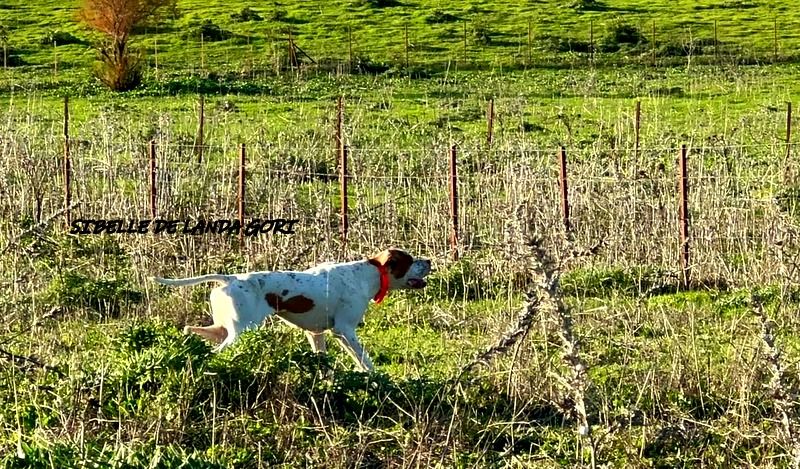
[[369, 248, 432, 290]]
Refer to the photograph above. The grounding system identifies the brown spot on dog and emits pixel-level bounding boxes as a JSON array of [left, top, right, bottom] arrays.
[[265, 292, 281, 310], [370, 248, 413, 279], [284, 295, 315, 313], [265, 292, 315, 314]]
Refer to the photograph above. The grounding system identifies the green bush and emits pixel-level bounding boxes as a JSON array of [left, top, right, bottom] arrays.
[[657, 37, 716, 57], [185, 19, 232, 42], [39, 30, 83, 46], [425, 10, 459, 24], [269, 8, 289, 22], [1, 49, 25, 67], [93, 44, 143, 92], [230, 6, 262, 22], [599, 20, 647, 53], [775, 186, 800, 220], [472, 23, 493, 45], [561, 265, 671, 297], [540, 35, 593, 53], [570, 0, 607, 11], [44, 271, 143, 317], [360, 0, 401, 7], [351, 54, 391, 74], [423, 256, 506, 301]]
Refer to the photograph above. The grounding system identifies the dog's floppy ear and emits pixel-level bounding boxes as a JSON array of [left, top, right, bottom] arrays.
[[371, 248, 413, 279]]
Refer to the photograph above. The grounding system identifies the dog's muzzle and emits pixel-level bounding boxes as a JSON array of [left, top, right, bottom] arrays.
[[406, 259, 432, 289]]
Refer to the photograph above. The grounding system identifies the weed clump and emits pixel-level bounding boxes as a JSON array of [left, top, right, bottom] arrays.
[[472, 23, 493, 46], [351, 54, 391, 74], [658, 37, 717, 57], [599, 19, 647, 53], [185, 20, 232, 42], [423, 255, 506, 301], [230, 7, 262, 22], [570, 0, 607, 11], [540, 35, 593, 54], [425, 10, 459, 24], [44, 272, 143, 317], [561, 265, 670, 297], [360, 0, 401, 8], [775, 186, 800, 221], [39, 30, 83, 46]]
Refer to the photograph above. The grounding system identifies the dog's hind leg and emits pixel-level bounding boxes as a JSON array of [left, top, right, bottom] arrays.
[[184, 324, 228, 344], [205, 283, 273, 352], [305, 331, 327, 353]]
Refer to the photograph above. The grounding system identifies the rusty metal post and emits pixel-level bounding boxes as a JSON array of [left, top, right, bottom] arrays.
[[559, 146, 571, 232], [785, 102, 794, 183], [590, 20, 594, 65], [487, 98, 495, 147], [149, 140, 157, 219], [288, 30, 298, 68], [678, 145, 690, 288], [348, 26, 353, 72], [449, 145, 459, 261], [527, 18, 532, 66], [404, 23, 409, 69], [774, 17, 778, 62], [787, 102, 793, 161], [463, 20, 468, 64], [196, 95, 205, 164], [714, 20, 718, 61], [340, 144, 349, 246], [335, 96, 343, 161], [651, 21, 656, 66], [635, 100, 641, 167], [63, 96, 71, 229], [238, 143, 246, 246]]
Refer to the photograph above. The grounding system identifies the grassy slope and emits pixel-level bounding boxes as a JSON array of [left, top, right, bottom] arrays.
[[3, 0, 800, 77]]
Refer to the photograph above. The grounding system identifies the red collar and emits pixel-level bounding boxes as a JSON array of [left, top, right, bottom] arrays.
[[367, 259, 390, 303]]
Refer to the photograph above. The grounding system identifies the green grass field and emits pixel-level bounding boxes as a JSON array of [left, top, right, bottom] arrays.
[[2, 0, 800, 467]]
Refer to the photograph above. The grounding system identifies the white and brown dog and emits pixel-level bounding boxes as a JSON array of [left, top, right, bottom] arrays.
[[151, 248, 431, 372]]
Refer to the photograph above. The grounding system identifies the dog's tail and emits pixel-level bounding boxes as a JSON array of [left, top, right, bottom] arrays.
[[150, 274, 232, 287]]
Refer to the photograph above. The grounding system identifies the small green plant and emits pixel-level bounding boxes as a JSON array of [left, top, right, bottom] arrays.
[[351, 54, 391, 74], [472, 23, 493, 45], [540, 35, 592, 53], [269, 8, 289, 22], [185, 19, 232, 41], [561, 265, 671, 297], [230, 6, 262, 22], [44, 271, 143, 317], [570, 0, 607, 11], [775, 186, 800, 221], [423, 256, 505, 301], [425, 10, 459, 24], [658, 37, 716, 57], [39, 30, 83, 46], [360, 0, 400, 8], [599, 19, 647, 53], [0, 24, 30, 67]]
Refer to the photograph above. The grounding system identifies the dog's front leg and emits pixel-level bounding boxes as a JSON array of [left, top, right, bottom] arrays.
[[333, 329, 374, 373]]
